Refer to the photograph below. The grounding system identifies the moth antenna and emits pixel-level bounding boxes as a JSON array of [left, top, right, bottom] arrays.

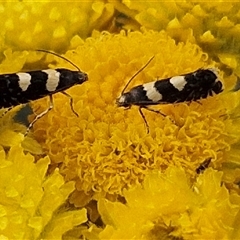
[[121, 56, 155, 95], [36, 49, 80, 71]]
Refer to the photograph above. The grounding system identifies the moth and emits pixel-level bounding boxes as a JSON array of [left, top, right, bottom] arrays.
[[116, 57, 223, 132], [0, 50, 88, 135]]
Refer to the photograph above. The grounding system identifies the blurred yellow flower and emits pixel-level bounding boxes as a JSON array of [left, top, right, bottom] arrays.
[[0, 1, 115, 52], [0, 145, 87, 239], [29, 30, 240, 206], [83, 167, 240, 239], [112, 1, 240, 77]]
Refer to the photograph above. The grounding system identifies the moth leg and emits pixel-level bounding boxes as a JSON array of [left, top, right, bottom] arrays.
[[143, 106, 176, 125], [0, 106, 14, 118], [61, 91, 79, 117], [188, 100, 202, 106], [139, 106, 150, 134], [24, 95, 53, 136], [140, 105, 167, 117], [139, 106, 168, 133]]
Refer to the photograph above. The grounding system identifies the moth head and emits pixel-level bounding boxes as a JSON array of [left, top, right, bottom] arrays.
[[208, 68, 224, 94], [116, 93, 131, 108], [213, 80, 223, 94], [78, 72, 88, 84], [116, 56, 155, 109]]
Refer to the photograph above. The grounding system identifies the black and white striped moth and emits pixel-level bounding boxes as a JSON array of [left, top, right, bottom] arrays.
[[0, 50, 88, 135], [116, 57, 223, 132]]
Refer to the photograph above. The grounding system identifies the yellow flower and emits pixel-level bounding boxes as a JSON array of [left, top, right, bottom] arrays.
[[83, 167, 240, 239], [112, 2, 240, 77], [0, 145, 87, 239], [29, 30, 239, 206], [0, 1, 114, 52]]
